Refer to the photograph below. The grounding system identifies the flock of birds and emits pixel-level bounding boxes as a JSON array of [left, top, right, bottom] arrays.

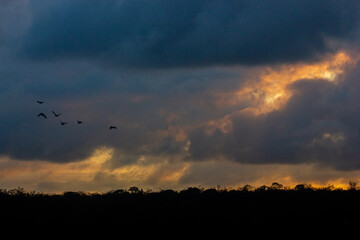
[[36, 100, 117, 130]]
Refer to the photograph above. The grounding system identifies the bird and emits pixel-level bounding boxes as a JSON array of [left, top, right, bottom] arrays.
[[77, 120, 84, 124], [37, 112, 47, 118], [110, 126, 117, 130], [60, 121, 68, 125], [52, 111, 61, 117], [37, 100, 44, 104]]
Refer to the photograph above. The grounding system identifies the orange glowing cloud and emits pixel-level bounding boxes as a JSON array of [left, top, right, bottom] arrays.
[[206, 52, 359, 135], [0, 147, 193, 192], [0, 147, 114, 189], [2, 148, 360, 192], [236, 52, 358, 113]]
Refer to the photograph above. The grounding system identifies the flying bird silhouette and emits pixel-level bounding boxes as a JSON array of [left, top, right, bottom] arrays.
[[52, 111, 61, 117], [77, 120, 84, 124], [37, 100, 44, 104], [110, 126, 117, 130], [60, 121, 68, 125], [37, 112, 47, 118]]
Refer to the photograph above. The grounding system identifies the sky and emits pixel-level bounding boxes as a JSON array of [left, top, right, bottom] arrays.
[[1, 0, 360, 192]]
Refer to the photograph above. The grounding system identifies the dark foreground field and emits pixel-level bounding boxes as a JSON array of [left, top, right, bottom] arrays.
[[1, 184, 360, 228]]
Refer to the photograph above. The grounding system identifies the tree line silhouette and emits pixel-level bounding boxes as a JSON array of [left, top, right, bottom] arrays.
[[1, 182, 360, 227]]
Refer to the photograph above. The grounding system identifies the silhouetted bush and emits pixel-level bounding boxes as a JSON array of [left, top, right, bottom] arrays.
[[255, 185, 269, 192], [107, 189, 127, 195], [270, 182, 284, 190], [159, 189, 177, 197], [7, 187, 27, 196], [63, 191, 87, 197], [128, 186, 142, 194], [294, 183, 313, 191], [240, 184, 254, 192], [348, 181, 358, 191], [202, 188, 218, 196], [180, 187, 202, 196]]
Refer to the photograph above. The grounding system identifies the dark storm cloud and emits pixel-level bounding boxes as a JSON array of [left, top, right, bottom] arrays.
[[21, 0, 360, 68], [0, 56, 241, 163], [188, 65, 360, 170]]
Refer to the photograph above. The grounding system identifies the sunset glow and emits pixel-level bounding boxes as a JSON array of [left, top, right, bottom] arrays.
[[235, 52, 358, 114]]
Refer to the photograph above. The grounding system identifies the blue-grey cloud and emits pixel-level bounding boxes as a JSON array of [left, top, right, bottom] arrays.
[[0, 54, 244, 163], [21, 0, 360, 68], [188, 65, 360, 170]]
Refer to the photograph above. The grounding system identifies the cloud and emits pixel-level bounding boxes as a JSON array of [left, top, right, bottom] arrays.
[[2, 0, 360, 191], [2, 152, 360, 192], [187, 58, 360, 170], [0, 49, 248, 163], [21, 0, 360, 68], [2, 47, 360, 173]]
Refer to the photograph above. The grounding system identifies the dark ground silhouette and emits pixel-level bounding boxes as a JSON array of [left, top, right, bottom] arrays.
[[1, 183, 360, 228]]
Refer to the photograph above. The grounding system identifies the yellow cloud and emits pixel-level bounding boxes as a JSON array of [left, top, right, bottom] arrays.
[[0, 147, 194, 192], [236, 51, 358, 114], [0, 147, 114, 188], [204, 51, 359, 138]]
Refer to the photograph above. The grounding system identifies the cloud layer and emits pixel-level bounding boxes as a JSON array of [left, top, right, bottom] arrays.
[[22, 0, 360, 68], [188, 75, 360, 170], [1, 0, 360, 191]]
